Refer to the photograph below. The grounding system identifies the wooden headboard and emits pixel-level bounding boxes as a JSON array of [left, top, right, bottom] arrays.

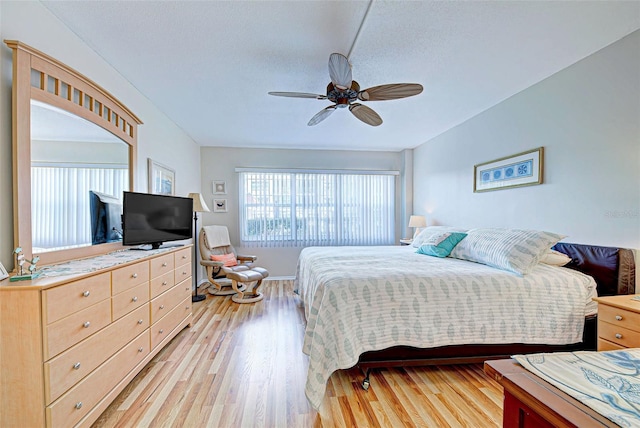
[[553, 242, 636, 296]]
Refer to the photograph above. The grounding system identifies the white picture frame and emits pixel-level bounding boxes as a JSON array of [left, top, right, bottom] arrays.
[[213, 198, 227, 213], [148, 158, 175, 195], [0, 262, 8, 281], [213, 180, 227, 194]]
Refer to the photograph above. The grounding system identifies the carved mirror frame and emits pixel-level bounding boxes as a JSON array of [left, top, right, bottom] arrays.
[[6, 40, 142, 265]]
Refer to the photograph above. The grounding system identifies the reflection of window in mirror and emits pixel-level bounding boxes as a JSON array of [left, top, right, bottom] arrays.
[[30, 100, 129, 253]]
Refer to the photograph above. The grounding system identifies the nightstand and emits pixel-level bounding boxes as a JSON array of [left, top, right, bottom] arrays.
[[399, 238, 413, 246], [592, 295, 640, 351]]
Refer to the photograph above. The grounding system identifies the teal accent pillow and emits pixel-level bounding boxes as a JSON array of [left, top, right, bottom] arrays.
[[416, 232, 468, 258]]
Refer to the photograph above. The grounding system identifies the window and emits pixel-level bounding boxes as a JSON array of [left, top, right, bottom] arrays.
[[238, 170, 396, 247]]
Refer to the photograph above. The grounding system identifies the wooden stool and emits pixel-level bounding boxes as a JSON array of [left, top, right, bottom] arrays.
[[223, 266, 269, 304]]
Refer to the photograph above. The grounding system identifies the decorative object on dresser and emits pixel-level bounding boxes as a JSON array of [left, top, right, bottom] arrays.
[[592, 295, 640, 350], [148, 159, 175, 195], [407, 215, 427, 239], [10, 246, 41, 281], [213, 180, 226, 194], [0, 246, 192, 427], [188, 193, 211, 302], [474, 147, 544, 192]]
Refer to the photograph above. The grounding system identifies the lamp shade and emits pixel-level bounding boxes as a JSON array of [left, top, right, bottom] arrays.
[[188, 192, 210, 212], [408, 215, 426, 228]]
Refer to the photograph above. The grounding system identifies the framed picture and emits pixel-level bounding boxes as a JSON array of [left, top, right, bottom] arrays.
[[0, 262, 8, 281], [213, 180, 227, 194], [212, 198, 227, 213], [474, 147, 544, 193], [148, 159, 175, 195]]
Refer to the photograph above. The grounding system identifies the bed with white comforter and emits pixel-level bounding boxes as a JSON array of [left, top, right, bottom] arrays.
[[295, 245, 598, 409]]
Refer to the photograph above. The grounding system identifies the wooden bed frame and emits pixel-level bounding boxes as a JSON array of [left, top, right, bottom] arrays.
[[356, 243, 636, 389]]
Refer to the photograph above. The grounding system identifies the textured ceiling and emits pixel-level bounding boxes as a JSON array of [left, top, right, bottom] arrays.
[[41, 1, 640, 151]]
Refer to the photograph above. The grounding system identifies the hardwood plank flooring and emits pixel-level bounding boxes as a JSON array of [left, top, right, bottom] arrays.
[[93, 280, 504, 427]]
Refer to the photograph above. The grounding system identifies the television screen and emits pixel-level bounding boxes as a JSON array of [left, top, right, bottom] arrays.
[[122, 191, 193, 249], [89, 190, 123, 245]]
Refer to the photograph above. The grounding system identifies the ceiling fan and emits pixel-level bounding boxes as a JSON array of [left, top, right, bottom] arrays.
[[268, 53, 423, 127]]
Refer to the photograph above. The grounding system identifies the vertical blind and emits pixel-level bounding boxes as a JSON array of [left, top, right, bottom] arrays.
[[31, 165, 128, 250], [238, 170, 395, 247]]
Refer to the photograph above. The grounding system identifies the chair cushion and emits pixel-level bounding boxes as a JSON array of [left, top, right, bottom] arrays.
[[210, 253, 238, 267]]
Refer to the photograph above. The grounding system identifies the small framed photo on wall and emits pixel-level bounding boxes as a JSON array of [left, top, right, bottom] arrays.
[[213, 198, 227, 213], [213, 180, 226, 194]]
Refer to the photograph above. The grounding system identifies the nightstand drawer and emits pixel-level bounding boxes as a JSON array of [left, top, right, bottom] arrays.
[[598, 304, 640, 333], [597, 338, 626, 351], [598, 322, 640, 348]]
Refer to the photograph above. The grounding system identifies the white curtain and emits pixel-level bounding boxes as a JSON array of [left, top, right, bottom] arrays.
[[31, 166, 128, 250], [239, 171, 395, 247]]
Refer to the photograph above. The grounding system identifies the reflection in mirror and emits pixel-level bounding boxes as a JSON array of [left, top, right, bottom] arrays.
[[30, 100, 129, 253]]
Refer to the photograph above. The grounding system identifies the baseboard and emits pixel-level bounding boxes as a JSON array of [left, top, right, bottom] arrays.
[[264, 276, 295, 281]]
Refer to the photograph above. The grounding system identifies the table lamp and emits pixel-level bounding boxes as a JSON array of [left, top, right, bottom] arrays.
[[408, 215, 427, 239]]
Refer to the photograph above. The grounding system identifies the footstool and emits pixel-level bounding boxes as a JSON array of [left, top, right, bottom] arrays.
[[222, 266, 269, 303]]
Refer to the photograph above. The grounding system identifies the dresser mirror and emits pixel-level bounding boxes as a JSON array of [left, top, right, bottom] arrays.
[[6, 40, 142, 265]]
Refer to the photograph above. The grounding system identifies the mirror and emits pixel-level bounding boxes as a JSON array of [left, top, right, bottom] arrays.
[[6, 40, 142, 265], [31, 100, 129, 253]]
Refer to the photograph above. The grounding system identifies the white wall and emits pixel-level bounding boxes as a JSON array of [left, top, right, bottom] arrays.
[[413, 30, 640, 250], [199, 147, 405, 277], [0, 2, 202, 270]]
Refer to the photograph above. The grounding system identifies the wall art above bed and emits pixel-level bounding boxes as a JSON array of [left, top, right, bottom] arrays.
[[474, 147, 543, 192]]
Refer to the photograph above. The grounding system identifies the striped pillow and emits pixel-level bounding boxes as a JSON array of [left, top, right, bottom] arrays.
[[449, 228, 566, 275]]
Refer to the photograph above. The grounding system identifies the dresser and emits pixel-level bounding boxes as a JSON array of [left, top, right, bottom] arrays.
[[0, 246, 193, 428], [593, 295, 640, 351]]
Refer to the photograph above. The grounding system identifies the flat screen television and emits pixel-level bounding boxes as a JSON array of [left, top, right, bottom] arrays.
[[122, 191, 193, 250], [89, 190, 123, 245]]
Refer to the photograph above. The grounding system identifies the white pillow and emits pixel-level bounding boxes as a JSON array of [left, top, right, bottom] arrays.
[[448, 228, 566, 275], [540, 249, 572, 266], [412, 226, 468, 248]]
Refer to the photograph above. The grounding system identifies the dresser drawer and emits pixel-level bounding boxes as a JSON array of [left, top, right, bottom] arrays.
[[150, 270, 176, 299], [151, 296, 191, 350], [150, 253, 175, 279], [43, 272, 111, 324], [46, 331, 150, 428], [112, 261, 149, 295], [597, 338, 626, 351], [112, 281, 150, 320], [175, 264, 191, 285], [175, 247, 191, 268], [45, 299, 112, 360], [44, 303, 150, 405], [150, 280, 192, 324], [598, 321, 640, 348], [598, 304, 640, 333]]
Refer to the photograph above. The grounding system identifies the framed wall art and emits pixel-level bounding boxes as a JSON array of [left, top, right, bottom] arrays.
[[148, 158, 175, 195], [213, 180, 227, 194], [474, 147, 544, 193], [213, 198, 227, 213]]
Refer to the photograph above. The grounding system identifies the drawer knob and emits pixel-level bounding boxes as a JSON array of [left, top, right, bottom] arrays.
[[132, 273, 138, 278], [162, 281, 168, 286], [83, 321, 91, 328], [182, 271, 187, 275], [160, 305, 165, 310], [138, 319, 144, 325], [159, 329, 164, 334], [182, 255, 187, 259], [73, 362, 81, 370], [162, 262, 168, 267], [616, 315, 623, 321], [82, 290, 90, 297], [616, 333, 623, 339], [132, 296, 138, 302], [138, 347, 144, 353], [75, 402, 83, 410]]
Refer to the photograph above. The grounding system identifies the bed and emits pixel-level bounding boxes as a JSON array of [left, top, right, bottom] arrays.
[[294, 227, 636, 410]]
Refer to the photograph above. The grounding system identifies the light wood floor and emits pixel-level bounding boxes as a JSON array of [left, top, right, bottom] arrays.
[[93, 280, 504, 427]]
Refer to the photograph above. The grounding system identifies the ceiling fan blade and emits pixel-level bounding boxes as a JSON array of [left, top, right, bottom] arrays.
[[349, 103, 382, 126], [308, 105, 337, 126], [328, 53, 352, 91], [268, 92, 327, 99], [357, 83, 423, 101]]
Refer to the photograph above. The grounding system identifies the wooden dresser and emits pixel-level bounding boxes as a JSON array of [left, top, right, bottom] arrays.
[[0, 246, 193, 428], [593, 295, 640, 351]]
